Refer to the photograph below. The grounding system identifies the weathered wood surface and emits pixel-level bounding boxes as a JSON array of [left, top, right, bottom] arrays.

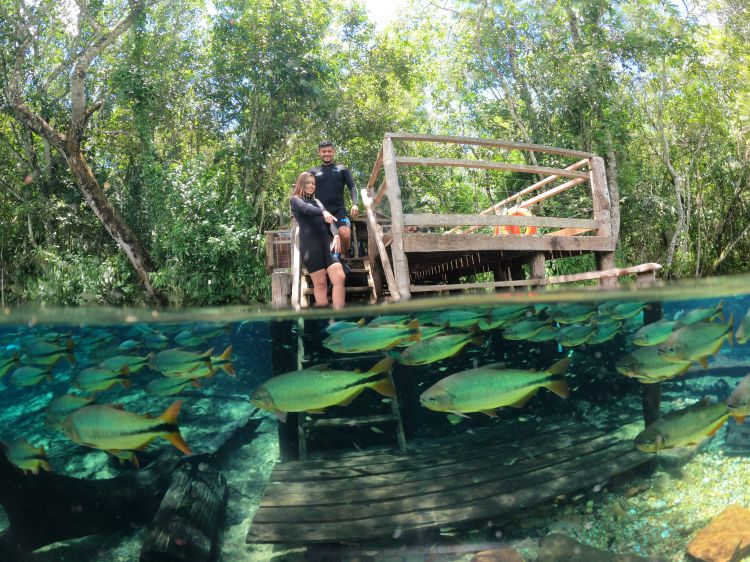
[[246, 419, 649, 544], [386, 133, 595, 158], [270, 271, 291, 308], [395, 156, 590, 180], [404, 213, 600, 229], [520, 177, 588, 207], [366, 145, 383, 189], [403, 233, 618, 253], [383, 137, 411, 299], [362, 189, 399, 300], [290, 222, 301, 309], [140, 462, 228, 562]]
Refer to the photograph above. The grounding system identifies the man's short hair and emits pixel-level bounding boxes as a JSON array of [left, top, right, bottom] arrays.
[[318, 141, 334, 149]]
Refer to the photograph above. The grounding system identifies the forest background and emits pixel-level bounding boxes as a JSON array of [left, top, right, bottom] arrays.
[[0, 0, 748, 306]]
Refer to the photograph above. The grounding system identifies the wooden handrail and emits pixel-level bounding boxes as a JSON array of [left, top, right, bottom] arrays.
[[395, 156, 590, 179], [403, 213, 601, 229], [519, 177, 588, 208], [290, 222, 301, 310], [361, 189, 400, 300], [386, 133, 595, 158], [366, 146, 383, 190]]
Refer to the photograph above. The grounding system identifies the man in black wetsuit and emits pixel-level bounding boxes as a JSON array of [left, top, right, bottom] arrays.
[[308, 141, 358, 256]]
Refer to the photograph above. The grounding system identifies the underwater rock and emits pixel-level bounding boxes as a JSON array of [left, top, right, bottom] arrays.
[[537, 533, 666, 561], [469, 547, 524, 562], [686, 505, 750, 562]]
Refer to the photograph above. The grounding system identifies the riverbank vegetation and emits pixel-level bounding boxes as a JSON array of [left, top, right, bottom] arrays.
[[0, 0, 748, 305]]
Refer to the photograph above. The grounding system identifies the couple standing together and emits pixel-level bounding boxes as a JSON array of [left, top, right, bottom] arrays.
[[290, 141, 359, 309]]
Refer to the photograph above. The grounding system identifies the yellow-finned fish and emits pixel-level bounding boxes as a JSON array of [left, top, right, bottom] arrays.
[[0, 350, 19, 378], [145, 377, 193, 397], [658, 313, 734, 367], [556, 324, 595, 347], [61, 400, 192, 457], [3, 439, 51, 474], [727, 373, 750, 419], [615, 347, 691, 383], [10, 366, 51, 386], [73, 366, 131, 392], [250, 357, 396, 421], [429, 310, 488, 328], [634, 399, 732, 452], [420, 358, 570, 417], [150, 347, 215, 374], [736, 308, 750, 345], [502, 319, 549, 341], [21, 339, 75, 366], [548, 303, 597, 324], [587, 321, 622, 345], [632, 320, 677, 347], [609, 302, 648, 320], [323, 320, 420, 353], [45, 394, 95, 429], [397, 330, 484, 365], [159, 346, 234, 378], [675, 300, 724, 326], [99, 354, 150, 374]]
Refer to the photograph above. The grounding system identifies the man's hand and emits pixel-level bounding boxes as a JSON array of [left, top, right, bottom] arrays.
[[351, 204, 359, 218]]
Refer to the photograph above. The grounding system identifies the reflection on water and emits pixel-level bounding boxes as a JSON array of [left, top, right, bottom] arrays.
[[1, 275, 750, 561]]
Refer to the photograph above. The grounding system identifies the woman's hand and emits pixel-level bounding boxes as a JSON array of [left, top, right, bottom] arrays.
[[330, 235, 341, 254], [322, 210, 334, 224]]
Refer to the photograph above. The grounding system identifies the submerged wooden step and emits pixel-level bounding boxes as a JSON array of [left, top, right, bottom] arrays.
[[303, 286, 372, 295], [301, 414, 399, 429]]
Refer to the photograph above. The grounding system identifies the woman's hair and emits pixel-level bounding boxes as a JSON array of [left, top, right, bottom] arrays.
[[291, 171, 315, 198]]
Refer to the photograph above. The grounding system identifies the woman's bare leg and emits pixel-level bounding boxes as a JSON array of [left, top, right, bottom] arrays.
[[308, 269, 329, 307], [327, 263, 346, 309]]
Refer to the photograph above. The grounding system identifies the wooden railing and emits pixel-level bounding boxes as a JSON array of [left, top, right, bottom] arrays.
[[363, 133, 617, 300]]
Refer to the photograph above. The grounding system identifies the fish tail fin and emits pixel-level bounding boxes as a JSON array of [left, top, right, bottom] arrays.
[[547, 377, 570, 399], [41, 459, 52, 473], [547, 357, 571, 376], [732, 414, 745, 424], [369, 376, 396, 398], [121, 377, 132, 389], [369, 356, 395, 375], [66, 339, 75, 351], [65, 353, 76, 365], [356, 318, 366, 327], [161, 400, 183, 424], [221, 363, 236, 376], [160, 401, 192, 454], [727, 313, 734, 346], [471, 335, 485, 347], [219, 345, 233, 361], [717, 299, 725, 322], [202, 347, 215, 359], [164, 432, 192, 455], [218, 346, 235, 375], [192, 379, 201, 388]]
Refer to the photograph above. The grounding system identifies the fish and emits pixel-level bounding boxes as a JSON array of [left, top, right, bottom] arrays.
[[190, 322, 231, 339], [145, 377, 193, 396], [150, 347, 214, 374], [610, 302, 648, 320], [323, 320, 420, 353], [45, 394, 95, 429], [3, 439, 51, 474], [158, 346, 234, 377], [634, 399, 732, 452], [397, 330, 484, 365], [62, 400, 192, 456], [502, 319, 549, 341], [587, 321, 622, 345], [73, 366, 131, 392], [615, 347, 692, 383], [429, 310, 488, 328], [21, 339, 75, 366], [488, 305, 532, 322], [632, 320, 677, 347], [548, 303, 597, 324], [174, 330, 208, 347], [658, 313, 734, 367], [117, 339, 142, 351], [250, 357, 396, 421], [675, 300, 724, 326], [419, 358, 570, 417], [0, 350, 19, 378], [556, 324, 595, 347], [525, 325, 559, 342], [10, 366, 51, 386], [727, 373, 750, 418], [736, 307, 750, 345], [366, 315, 411, 327], [99, 354, 151, 374], [325, 318, 365, 335], [143, 333, 169, 349]]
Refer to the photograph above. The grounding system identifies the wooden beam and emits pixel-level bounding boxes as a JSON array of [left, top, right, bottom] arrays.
[[383, 137, 411, 299], [404, 214, 600, 229], [403, 233, 618, 253], [366, 146, 383, 190], [385, 133, 595, 158], [374, 179, 388, 206], [362, 190, 399, 300], [517, 177, 588, 208], [395, 157, 590, 180], [589, 156, 613, 237], [290, 222, 301, 310], [409, 263, 662, 292], [547, 227, 596, 237]]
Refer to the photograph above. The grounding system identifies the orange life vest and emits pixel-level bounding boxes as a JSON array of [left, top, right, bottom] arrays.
[[494, 206, 537, 236]]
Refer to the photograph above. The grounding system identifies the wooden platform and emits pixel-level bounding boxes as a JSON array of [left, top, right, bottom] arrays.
[[246, 417, 651, 544]]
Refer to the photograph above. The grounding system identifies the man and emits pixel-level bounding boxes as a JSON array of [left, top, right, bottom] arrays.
[[308, 141, 359, 256]]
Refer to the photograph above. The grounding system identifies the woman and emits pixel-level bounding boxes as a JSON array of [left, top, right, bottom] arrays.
[[290, 171, 346, 309]]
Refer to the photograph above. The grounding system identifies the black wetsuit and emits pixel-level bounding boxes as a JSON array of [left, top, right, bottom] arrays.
[[308, 162, 357, 226], [290, 196, 338, 273]]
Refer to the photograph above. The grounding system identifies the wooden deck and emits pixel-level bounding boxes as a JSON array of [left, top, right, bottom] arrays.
[[246, 417, 651, 544]]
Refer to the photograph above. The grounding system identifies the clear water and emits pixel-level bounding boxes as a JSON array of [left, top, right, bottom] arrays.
[[1, 275, 750, 562]]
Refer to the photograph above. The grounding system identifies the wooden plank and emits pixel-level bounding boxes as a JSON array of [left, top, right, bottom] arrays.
[[395, 156, 590, 180], [409, 263, 662, 292], [366, 146, 383, 190], [402, 233, 617, 253], [361, 189, 399, 300], [270, 271, 292, 308], [301, 414, 398, 428], [518, 177, 588, 208], [590, 156, 613, 237], [290, 222, 301, 309], [383, 137, 411, 299], [373, 179, 387, 206], [255, 433, 616, 517], [448, 160, 589, 235], [385, 133, 595, 158], [547, 227, 595, 237], [246, 444, 647, 543], [529, 252, 545, 281], [404, 214, 600, 229]]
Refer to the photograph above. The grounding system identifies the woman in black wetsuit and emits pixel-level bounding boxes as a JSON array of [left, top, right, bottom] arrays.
[[290, 171, 346, 309]]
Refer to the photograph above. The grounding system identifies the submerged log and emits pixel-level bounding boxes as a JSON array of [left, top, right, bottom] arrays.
[[0, 443, 178, 553], [139, 462, 228, 562]]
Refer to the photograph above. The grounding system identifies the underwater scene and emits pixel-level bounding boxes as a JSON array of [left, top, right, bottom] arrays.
[[2, 278, 750, 562]]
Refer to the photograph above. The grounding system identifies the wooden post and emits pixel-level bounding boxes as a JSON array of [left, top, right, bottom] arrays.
[[639, 272, 662, 428], [528, 252, 546, 285], [590, 156, 616, 288], [271, 271, 292, 308], [382, 136, 411, 300], [271, 319, 299, 461], [362, 189, 399, 300], [290, 222, 301, 309]]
